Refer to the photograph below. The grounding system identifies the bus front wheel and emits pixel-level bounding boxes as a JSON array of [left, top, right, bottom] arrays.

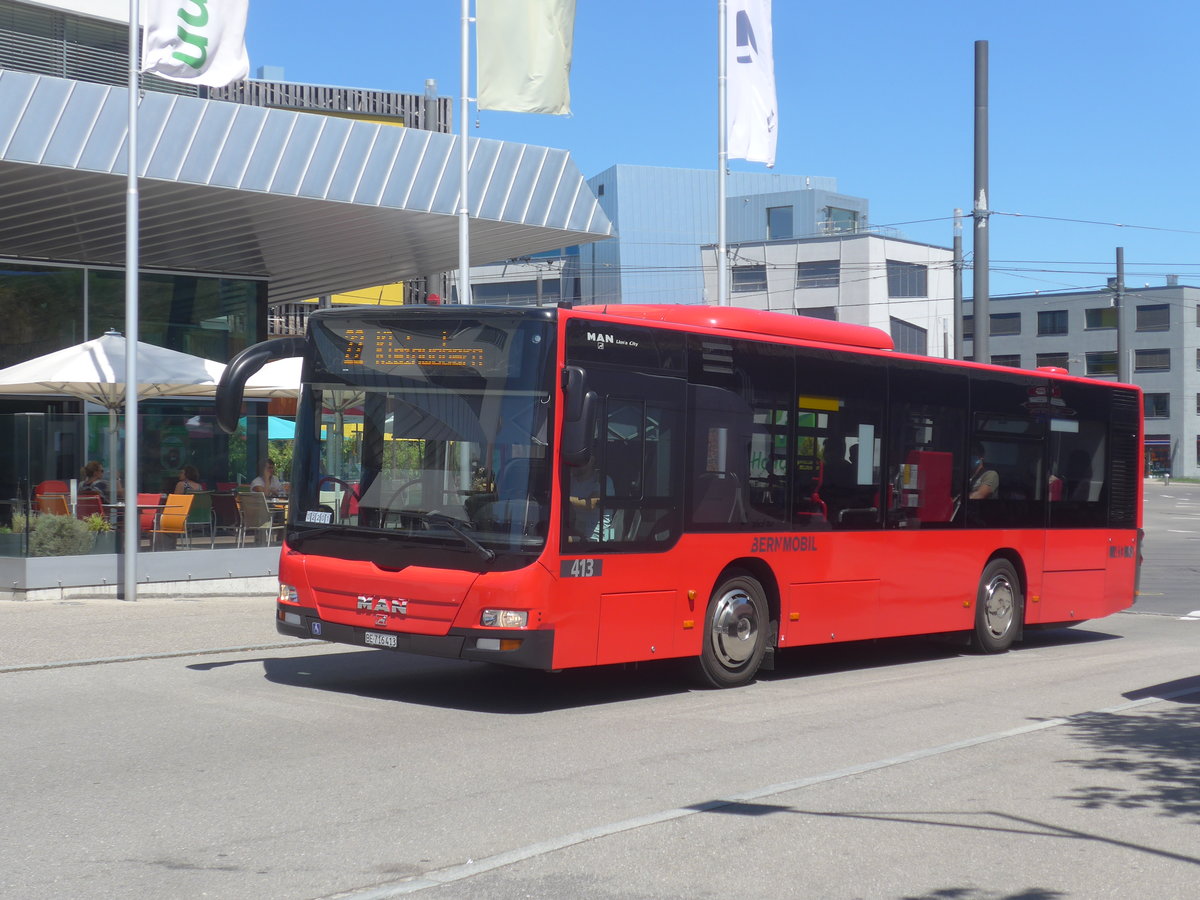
[[971, 559, 1022, 653], [694, 572, 768, 688]]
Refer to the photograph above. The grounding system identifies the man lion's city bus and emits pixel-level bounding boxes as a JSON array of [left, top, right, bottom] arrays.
[[216, 304, 1142, 688]]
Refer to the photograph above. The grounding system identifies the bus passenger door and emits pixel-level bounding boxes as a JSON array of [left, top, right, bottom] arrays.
[[559, 368, 687, 665]]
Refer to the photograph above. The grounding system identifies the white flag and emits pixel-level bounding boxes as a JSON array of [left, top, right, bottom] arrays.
[[726, 0, 777, 167], [477, 0, 575, 115], [141, 0, 250, 87]]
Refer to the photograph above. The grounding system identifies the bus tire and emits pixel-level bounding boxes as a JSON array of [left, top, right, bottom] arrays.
[[693, 571, 768, 688], [971, 559, 1022, 653]]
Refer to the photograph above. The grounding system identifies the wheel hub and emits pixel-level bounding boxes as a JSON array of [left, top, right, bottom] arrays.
[[710, 590, 758, 667]]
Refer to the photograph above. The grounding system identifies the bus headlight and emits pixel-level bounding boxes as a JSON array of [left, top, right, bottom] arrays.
[[480, 609, 528, 628], [278, 583, 299, 604]]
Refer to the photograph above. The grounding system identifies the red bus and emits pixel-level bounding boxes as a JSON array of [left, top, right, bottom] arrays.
[[217, 304, 1143, 688]]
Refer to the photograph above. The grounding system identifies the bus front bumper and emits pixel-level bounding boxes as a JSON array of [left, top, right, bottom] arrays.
[[275, 603, 555, 670]]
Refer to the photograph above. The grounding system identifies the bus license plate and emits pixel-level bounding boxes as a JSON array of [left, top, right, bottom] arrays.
[[365, 631, 397, 648]]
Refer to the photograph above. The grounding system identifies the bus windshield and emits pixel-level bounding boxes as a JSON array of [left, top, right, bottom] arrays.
[[289, 311, 556, 561]]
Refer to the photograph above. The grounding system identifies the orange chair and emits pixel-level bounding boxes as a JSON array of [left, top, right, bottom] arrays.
[[150, 494, 193, 550], [34, 481, 70, 512], [38, 494, 70, 516]]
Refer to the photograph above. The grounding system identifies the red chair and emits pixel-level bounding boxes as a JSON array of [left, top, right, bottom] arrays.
[[75, 494, 105, 520], [136, 493, 165, 535]]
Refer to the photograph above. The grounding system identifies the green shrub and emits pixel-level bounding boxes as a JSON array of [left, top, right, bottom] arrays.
[[84, 513, 112, 533], [29, 514, 95, 557]]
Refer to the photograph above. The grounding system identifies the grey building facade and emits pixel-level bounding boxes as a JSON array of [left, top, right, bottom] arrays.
[[965, 284, 1200, 477]]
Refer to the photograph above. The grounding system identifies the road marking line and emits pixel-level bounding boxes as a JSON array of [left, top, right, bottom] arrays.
[[1180, 611, 1200, 621], [0, 641, 317, 674], [334, 684, 1200, 899]]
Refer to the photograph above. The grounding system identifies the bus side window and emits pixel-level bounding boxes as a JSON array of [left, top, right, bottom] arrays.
[[885, 366, 967, 529]]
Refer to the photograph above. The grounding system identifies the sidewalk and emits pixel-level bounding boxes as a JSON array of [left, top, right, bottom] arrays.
[[0, 591, 285, 670]]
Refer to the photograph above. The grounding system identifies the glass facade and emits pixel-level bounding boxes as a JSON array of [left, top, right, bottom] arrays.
[[0, 259, 268, 554], [0, 411, 287, 556], [0, 260, 263, 368]]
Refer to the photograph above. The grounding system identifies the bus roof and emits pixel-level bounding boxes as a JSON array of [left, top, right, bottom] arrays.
[[573, 304, 895, 352]]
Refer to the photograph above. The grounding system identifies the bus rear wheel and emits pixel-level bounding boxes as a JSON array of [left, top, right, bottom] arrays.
[[693, 572, 768, 688], [971, 559, 1022, 653]]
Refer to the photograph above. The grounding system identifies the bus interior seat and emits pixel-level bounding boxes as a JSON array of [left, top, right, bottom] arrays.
[[693, 471, 746, 524]]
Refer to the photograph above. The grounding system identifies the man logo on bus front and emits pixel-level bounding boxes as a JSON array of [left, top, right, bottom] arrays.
[[358, 595, 409, 616]]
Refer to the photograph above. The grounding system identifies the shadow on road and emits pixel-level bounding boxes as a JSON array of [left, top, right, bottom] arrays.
[[211, 625, 1122, 713], [1056, 674, 1200, 824], [253, 649, 694, 713]]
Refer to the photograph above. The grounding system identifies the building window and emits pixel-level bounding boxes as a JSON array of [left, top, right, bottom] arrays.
[[1144, 393, 1170, 418], [1085, 307, 1117, 329], [1134, 349, 1170, 372], [1136, 303, 1170, 331], [889, 317, 928, 355], [1085, 351, 1118, 376], [990, 312, 1021, 336], [767, 206, 793, 240], [796, 260, 839, 289], [596, 184, 604, 196], [1037, 310, 1068, 335], [1196, 393, 1200, 415], [990, 354, 1021, 367], [823, 207, 859, 234], [798, 306, 837, 320], [886, 260, 927, 298], [731, 265, 767, 293], [1036, 352, 1069, 370], [963, 315, 974, 339]]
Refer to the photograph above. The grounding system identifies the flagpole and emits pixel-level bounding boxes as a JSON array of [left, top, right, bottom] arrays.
[[717, 0, 729, 307], [123, 0, 141, 601], [458, 0, 472, 305]]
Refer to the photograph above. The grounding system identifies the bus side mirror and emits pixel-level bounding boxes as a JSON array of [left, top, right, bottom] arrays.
[[561, 366, 597, 466], [215, 336, 306, 434]]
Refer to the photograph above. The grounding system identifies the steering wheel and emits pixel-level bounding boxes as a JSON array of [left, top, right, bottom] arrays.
[[317, 475, 357, 495], [384, 477, 424, 510]]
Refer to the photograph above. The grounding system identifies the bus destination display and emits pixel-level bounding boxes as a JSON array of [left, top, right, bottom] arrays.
[[341, 328, 487, 369]]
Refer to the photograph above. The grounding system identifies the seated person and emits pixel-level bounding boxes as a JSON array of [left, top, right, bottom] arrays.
[[968, 445, 999, 500], [567, 457, 613, 541], [173, 465, 204, 494], [79, 460, 118, 497], [251, 460, 289, 497]]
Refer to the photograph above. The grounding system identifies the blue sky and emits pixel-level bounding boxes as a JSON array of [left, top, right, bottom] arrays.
[[244, 1, 1200, 298]]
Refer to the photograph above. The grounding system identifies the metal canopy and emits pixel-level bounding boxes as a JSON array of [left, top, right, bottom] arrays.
[[0, 70, 612, 304]]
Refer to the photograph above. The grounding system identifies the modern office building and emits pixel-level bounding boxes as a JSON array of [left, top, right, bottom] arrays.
[[575, 165, 867, 305], [700, 232, 955, 358], [467, 164, 956, 360], [965, 283, 1200, 477]]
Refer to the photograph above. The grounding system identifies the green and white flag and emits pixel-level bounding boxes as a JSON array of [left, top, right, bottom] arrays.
[[141, 0, 250, 87]]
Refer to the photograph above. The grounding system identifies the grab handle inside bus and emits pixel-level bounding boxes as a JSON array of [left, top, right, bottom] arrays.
[[561, 366, 598, 466], [215, 336, 306, 434]]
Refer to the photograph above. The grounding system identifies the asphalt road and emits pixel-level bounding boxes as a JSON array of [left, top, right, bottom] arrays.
[[1, 485, 1196, 900]]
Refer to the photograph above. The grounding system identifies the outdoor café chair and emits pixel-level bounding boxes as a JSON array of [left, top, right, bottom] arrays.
[[235, 492, 282, 547], [150, 493, 193, 550]]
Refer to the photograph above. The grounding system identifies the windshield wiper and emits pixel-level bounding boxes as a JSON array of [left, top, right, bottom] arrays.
[[421, 513, 496, 561]]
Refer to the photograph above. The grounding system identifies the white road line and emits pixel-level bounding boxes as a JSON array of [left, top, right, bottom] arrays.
[[0, 641, 314, 674], [333, 684, 1200, 899], [1180, 611, 1200, 621]]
